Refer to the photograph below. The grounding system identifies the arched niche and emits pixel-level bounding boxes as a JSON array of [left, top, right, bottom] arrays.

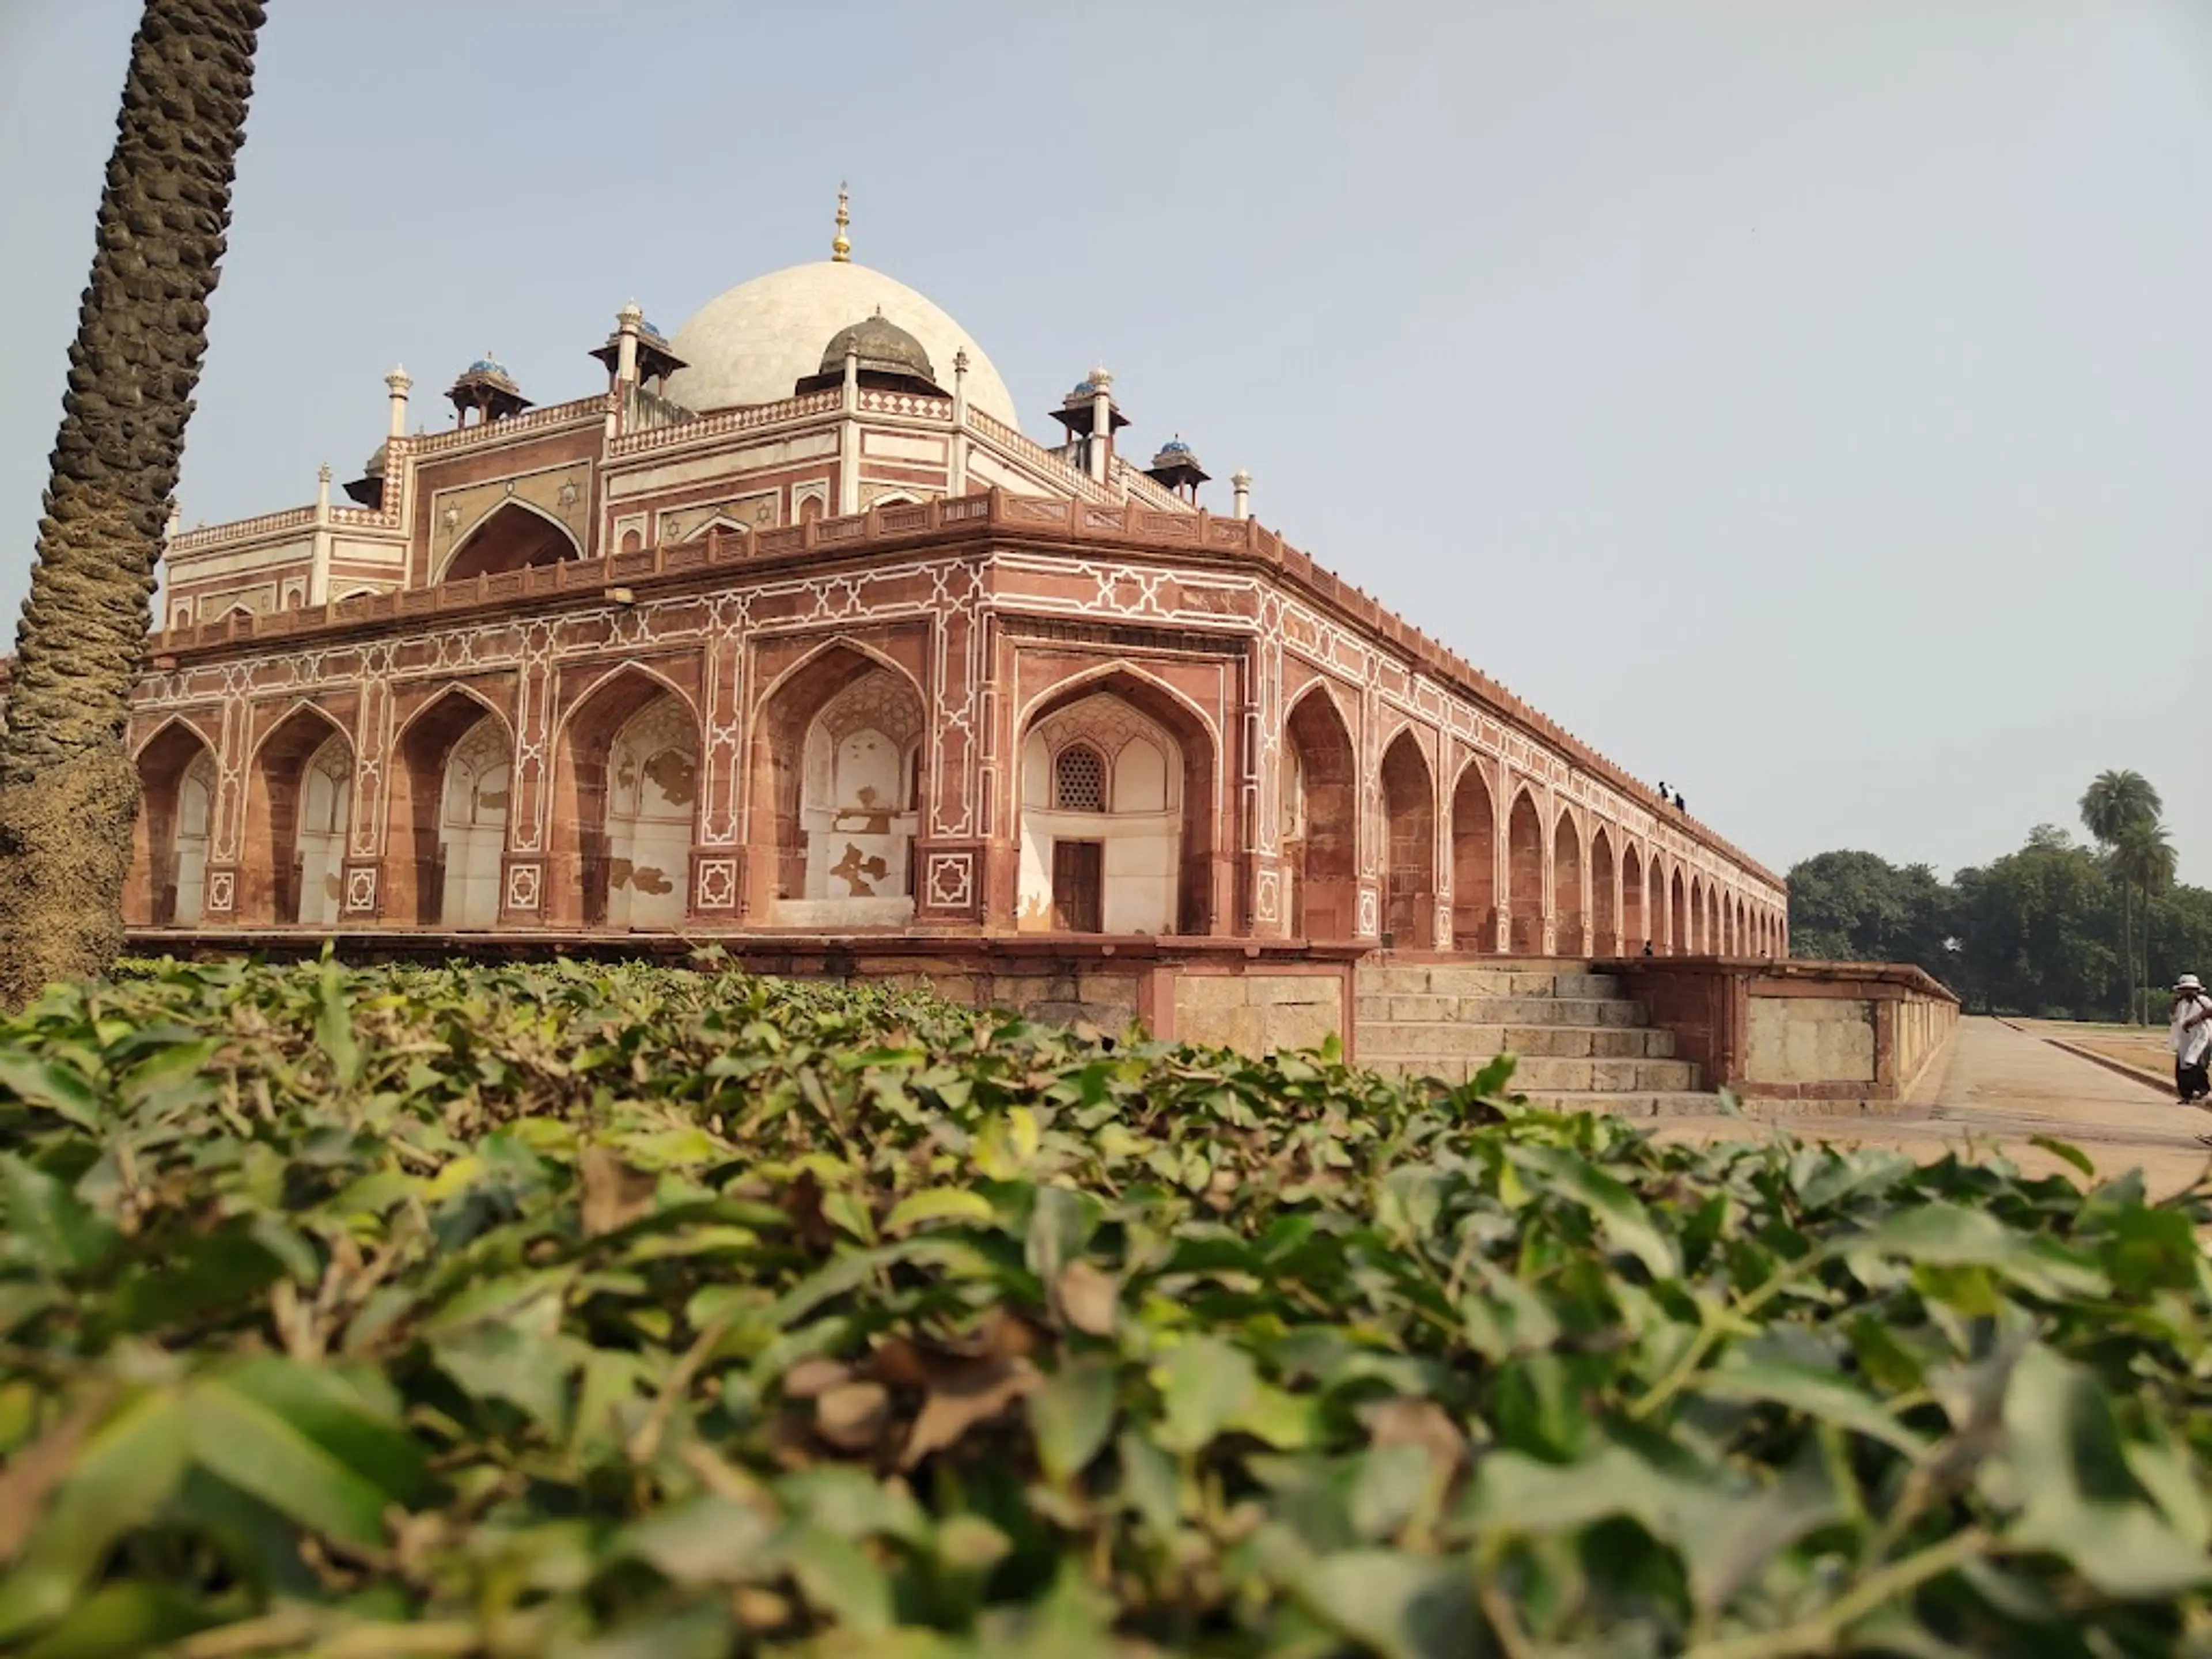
[[1668, 865, 1688, 957], [442, 501, 580, 584], [241, 704, 351, 926], [1554, 809, 1585, 957], [1506, 790, 1545, 955], [1378, 729, 1434, 947], [1281, 687, 1357, 941], [1450, 762, 1497, 953], [749, 646, 925, 928], [388, 691, 511, 926], [132, 724, 217, 926], [1016, 675, 1214, 936], [1590, 825, 1616, 957], [1621, 842, 1646, 954], [548, 670, 699, 930]]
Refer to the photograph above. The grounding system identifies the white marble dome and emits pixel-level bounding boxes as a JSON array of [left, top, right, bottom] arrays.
[[664, 260, 1018, 425]]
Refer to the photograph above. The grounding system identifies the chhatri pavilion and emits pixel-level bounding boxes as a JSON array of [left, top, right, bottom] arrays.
[[120, 194, 1787, 991]]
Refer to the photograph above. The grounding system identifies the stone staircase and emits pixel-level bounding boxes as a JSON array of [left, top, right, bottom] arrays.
[[1355, 960, 1726, 1118]]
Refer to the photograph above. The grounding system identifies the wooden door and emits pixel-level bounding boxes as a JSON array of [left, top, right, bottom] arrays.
[[1051, 839, 1104, 933]]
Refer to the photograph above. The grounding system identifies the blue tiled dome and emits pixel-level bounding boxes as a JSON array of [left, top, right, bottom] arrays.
[[465, 356, 507, 377]]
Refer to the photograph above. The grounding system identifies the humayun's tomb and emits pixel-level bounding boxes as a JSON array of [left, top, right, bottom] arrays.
[[84, 198, 1961, 1108]]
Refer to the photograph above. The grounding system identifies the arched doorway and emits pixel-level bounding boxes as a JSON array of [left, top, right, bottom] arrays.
[[1554, 810, 1585, 957], [1590, 827, 1616, 957], [1378, 730, 1434, 948], [1282, 687, 1357, 940], [1018, 678, 1210, 935], [1450, 762, 1497, 952], [1620, 843, 1645, 954], [1669, 866, 1687, 956], [442, 502, 581, 583], [749, 647, 925, 927], [1506, 790, 1545, 954], [1688, 876, 1706, 953], [550, 671, 699, 930], [134, 724, 217, 926], [244, 706, 351, 926]]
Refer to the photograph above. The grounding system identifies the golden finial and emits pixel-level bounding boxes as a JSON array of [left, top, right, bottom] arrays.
[[831, 181, 851, 263]]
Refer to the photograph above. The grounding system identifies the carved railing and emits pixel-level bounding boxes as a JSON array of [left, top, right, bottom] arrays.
[[1111, 456, 1195, 516], [169, 507, 316, 553], [605, 389, 841, 457], [961, 410, 1119, 506], [406, 396, 606, 457]]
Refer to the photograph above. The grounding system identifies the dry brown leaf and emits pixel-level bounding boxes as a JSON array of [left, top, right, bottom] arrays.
[[868, 1335, 931, 1390], [781, 1357, 854, 1400], [0, 1389, 111, 1564], [1051, 1259, 1120, 1338], [900, 1357, 1040, 1469], [1358, 1396, 1467, 1472], [578, 1145, 657, 1238], [979, 1304, 1048, 1362], [778, 1169, 839, 1251], [815, 1381, 893, 1452]]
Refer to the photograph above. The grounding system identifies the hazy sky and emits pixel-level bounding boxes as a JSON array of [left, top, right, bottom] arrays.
[[4, 1, 2209, 884]]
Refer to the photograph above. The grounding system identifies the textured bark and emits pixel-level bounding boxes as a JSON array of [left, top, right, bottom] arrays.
[[0, 0, 264, 1009]]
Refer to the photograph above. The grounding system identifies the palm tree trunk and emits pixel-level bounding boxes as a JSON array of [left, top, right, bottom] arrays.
[[0, 0, 266, 1010], [2121, 877, 2135, 1024]]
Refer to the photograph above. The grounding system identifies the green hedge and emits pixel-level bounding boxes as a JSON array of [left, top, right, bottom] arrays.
[[1, 957, 2209, 1657]]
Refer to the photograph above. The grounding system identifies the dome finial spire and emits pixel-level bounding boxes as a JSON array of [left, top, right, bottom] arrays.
[[831, 180, 851, 263]]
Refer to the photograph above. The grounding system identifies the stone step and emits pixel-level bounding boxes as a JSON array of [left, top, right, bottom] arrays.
[[1355, 991, 1655, 1028], [1357, 1021, 1677, 1062], [1522, 1092, 1734, 1120], [1357, 965, 1625, 1001], [1362, 1020, 1677, 1059], [1364, 1054, 1700, 1092]]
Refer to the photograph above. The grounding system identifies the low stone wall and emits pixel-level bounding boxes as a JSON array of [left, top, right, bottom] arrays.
[[1599, 957, 1959, 1104], [127, 929, 1357, 1056]]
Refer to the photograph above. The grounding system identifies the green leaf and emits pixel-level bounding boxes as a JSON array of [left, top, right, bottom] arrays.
[[1294, 1549, 1478, 1659], [183, 1374, 396, 1554], [0, 1157, 117, 1275], [2028, 1134, 2095, 1179], [616, 1495, 776, 1584], [882, 1186, 994, 1234], [1032, 1357, 1118, 1486], [1507, 1143, 1681, 1279], [13, 1580, 219, 1659], [0, 1389, 190, 1647], [1152, 1335, 1257, 1453], [314, 956, 363, 1090], [212, 1357, 429, 1506], [1697, 1358, 1928, 1455], [0, 1055, 101, 1131]]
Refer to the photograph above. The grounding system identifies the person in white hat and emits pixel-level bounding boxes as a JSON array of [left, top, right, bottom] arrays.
[[2169, 974, 2212, 1111]]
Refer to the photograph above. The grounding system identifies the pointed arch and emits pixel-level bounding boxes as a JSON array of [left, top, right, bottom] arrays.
[[1281, 683, 1358, 941], [1506, 787, 1546, 954], [1378, 729, 1435, 947], [130, 720, 218, 927], [1590, 824, 1616, 957], [438, 498, 583, 584], [1620, 840, 1646, 955], [1688, 874, 1706, 953], [1450, 756, 1498, 952], [548, 664, 700, 928], [241, 701, 355, 926], [131, 712, 219, 763], [1669, 864, 1688, 956], [748, 641, 929, 925], [754, 632, 925, 721], [387, 685, 514, 925], [1017, 665, 1218, 935], [1554, 809, 1585, 957]]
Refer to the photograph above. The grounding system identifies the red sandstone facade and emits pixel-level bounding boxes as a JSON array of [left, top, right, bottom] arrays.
[[118, 248, 1787, 959]]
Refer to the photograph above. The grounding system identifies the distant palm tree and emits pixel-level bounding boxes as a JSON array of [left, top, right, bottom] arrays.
[[2080, 771, 2164, 1024], [0, 0, 266, 1009], [2116, 817, 2178, 1022]]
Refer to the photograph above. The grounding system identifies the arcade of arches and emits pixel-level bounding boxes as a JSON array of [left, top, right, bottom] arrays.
[[127, 635, 1787, 960]]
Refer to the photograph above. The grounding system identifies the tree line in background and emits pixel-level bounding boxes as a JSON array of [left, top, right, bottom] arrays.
[[1787, 769, 2195, 1021]]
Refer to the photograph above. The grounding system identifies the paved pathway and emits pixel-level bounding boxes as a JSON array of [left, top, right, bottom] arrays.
[[1655, 1017, 2212, 1198]]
